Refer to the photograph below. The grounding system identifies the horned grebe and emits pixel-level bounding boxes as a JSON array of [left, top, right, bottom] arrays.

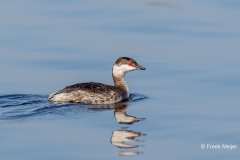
[[48, 57, 146, 104]]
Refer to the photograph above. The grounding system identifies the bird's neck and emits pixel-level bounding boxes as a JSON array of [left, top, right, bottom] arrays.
[[112, 65, 129, 97]]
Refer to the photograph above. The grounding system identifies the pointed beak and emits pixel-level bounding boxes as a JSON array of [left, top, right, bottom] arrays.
[[137, 65, 146, 70]]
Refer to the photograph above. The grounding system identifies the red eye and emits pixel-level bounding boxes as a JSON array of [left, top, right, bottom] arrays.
[[128, 62, 133, 66]]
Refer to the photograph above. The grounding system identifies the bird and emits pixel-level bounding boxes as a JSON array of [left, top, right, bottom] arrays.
[[48, 57, 146, 104]]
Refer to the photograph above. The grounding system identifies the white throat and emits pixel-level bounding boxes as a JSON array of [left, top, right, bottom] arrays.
[[112, 64, 134, 97]]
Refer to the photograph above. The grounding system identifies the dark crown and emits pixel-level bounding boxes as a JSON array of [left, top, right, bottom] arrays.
[[115, 57, 138, 66]]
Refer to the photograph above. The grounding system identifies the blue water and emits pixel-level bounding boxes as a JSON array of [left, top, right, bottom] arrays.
[[0, 93, 147, 121], [1, 0, 240, 159]]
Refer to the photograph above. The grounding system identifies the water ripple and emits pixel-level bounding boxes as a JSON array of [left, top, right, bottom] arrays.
[[0, 93, 147, 121]]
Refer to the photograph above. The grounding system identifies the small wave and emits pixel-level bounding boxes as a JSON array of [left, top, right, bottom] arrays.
[[129, 93, 148, 102], [0, 93, 147, 121]]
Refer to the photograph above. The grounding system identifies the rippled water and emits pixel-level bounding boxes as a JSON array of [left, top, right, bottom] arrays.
[[1, 0, 240, 159], [1, 94, 149, 159], [0, 93, 147, 121]]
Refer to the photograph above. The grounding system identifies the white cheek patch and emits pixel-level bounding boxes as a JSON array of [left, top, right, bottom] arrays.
[[121, 64, 136, 72], [113, 64, 135, 76]]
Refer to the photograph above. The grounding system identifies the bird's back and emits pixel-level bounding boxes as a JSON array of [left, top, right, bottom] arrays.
[[48, 82, 128, 104]]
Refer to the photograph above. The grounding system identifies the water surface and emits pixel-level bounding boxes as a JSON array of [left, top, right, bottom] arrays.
[[0, 0, 240, 159]]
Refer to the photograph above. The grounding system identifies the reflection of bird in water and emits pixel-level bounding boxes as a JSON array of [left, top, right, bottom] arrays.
[[111, 130, 145, 148], [110, 130, 146, 156], [94, 102, 146, 156], [117, 151, 142, 156], [88, 102, 146, 124], [114, 104, 146, 124], [88, 102, 146, 156]]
